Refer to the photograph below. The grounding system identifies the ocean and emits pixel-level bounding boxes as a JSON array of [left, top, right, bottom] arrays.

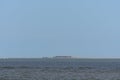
[[0, 58, 120, 80]]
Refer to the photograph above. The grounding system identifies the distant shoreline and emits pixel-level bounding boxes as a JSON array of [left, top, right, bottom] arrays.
[[1, 58, 120, 59]]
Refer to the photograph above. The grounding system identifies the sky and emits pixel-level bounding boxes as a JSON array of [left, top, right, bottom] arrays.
[[0, 0, 120, 58]]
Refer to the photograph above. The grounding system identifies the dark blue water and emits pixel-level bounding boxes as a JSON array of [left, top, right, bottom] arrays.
[[0, 59, 120, 69], [1, 58, 120, 80]]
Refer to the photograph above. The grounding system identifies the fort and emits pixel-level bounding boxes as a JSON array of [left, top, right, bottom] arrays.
[[53, 56, 72, 59]]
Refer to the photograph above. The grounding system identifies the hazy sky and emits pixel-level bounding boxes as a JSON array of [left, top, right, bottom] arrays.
[[0, 0, 120, 58]]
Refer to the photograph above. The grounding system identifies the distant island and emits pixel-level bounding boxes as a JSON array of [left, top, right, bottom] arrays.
[[42, 56, 76, 59]]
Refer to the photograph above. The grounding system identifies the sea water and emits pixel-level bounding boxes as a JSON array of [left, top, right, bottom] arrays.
[[0, 58, 120, 80]]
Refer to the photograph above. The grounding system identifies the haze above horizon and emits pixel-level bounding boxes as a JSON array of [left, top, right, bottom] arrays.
[[0, 0, 120, 58]]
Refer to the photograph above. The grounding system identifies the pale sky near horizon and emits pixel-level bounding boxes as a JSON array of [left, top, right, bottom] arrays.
[[0, 0, 120, 58]]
